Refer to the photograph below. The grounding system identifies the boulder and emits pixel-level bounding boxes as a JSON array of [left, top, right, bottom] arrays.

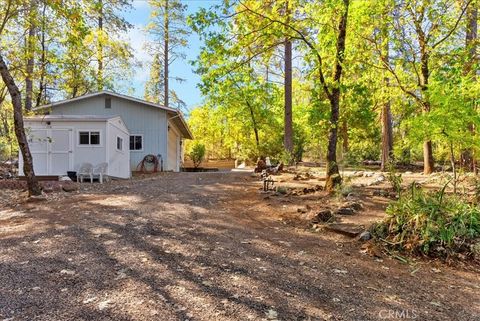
[[325, 223, 364, 237], [345, 201, 363, 211], [314, 210, 334, 223], [336, 207, 355, 215], [358, 231, 372, 241]]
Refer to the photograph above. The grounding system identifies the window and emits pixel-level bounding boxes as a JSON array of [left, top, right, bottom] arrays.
[[105, 97, 111, 109], [79, 132, 90, 145], [116, 136, 123, 151], [79, 131, 100, 145], [130, 135, 143, 151]]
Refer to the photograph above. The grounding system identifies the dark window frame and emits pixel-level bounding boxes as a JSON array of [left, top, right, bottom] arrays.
[[116, 136, 123, 151], [79, 131, 101, 146], [129, 135, 143, 151]]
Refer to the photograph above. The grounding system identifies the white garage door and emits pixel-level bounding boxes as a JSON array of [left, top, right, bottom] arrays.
[[27, 128, 73, 175]]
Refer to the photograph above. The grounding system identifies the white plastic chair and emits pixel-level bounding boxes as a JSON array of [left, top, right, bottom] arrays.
[[77, 163, 94, 183], [93, 162, 108, 184]]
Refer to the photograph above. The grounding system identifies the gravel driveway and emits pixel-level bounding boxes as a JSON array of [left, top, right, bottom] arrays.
[[0, 172, 479, 321]]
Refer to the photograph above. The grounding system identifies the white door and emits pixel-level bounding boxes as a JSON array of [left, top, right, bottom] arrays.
[[168, 129, 178, 171], [27, 128, 73, 175], [49, 129, 73, 175], [28, 129, 49, 175]]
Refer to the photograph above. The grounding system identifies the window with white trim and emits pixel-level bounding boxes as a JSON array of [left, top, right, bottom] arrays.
[[79, 131, 100, 145], [130, 135, 143, 151], [116, 136, 123, 151]]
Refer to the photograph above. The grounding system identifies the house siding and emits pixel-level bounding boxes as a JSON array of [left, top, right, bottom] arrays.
[[49, 95, 168, 171]]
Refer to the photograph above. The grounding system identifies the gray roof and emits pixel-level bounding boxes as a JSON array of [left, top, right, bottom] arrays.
[[25, 115, 121, 122], [34, 91, 193, 139]]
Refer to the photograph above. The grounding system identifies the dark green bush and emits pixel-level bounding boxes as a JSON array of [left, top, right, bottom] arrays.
[[189, 142, 206, 168], [374, 184, 480, 256]]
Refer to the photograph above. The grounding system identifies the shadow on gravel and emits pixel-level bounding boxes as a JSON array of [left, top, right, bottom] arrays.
[[1, 172, 479, 321]]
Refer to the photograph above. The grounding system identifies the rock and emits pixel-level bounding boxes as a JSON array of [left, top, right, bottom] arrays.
[[471, 242, 480, 259], [98, 300, 111, 311], [345, 193, 358, 201], [27, 194, 47, 202], [83, 296, 97, 304], [373, 190, 389, 197], [325, 223, 364, 237], [333, 269, 348, 274], [352, 171, 364, 177], [344, 201, 363, 211], [266, 309, 278, 320], [59, 176, 72, 181], [374, 174, 386, 182], [358, 231, 372, 241], [62, 184, 78, 192], [314, 210, 333, 223], [336, 207, 355, 215], [60, 269, 75, 275], [363, 172, 374, 177], [404, 171, 413, 175]]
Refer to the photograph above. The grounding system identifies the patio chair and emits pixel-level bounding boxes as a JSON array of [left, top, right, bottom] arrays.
[[93, 162, 108, 184], [77, 163, 94, 183]]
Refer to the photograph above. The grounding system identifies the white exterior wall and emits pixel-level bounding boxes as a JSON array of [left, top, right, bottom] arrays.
[[49, 95, 169, 171], [20, 118, 130, 179]]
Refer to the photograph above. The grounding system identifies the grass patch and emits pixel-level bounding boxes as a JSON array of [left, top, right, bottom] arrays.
[[373, 184, 480, 258]]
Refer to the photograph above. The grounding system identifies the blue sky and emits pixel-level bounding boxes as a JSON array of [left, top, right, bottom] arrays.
[[125, 0, 218, 112]]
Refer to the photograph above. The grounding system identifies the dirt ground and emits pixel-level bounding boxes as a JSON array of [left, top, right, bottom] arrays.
[[0, 170, 479, 321]]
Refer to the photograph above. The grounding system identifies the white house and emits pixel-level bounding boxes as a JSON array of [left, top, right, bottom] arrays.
[[34, 91, 193, 172], [19, 115, 130, 179]]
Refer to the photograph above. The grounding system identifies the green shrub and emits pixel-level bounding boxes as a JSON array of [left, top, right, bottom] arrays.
[[189, 142, 206, 168], [374, 184, 480, 256], [386, 163, 403, 196]]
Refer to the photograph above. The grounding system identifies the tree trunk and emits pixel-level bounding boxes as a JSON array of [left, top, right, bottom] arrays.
[[341, 119, 348, 153], [380, 101, 393, 171], [418, 28, 434, 174], [283, 0, 293, 159], [325, 91, 342, 192], [325, 0, 349, 192], [380, 12, 393, 172], [284, 37, 293, 157], [35, 1, 47, 107], [464, 1, 478, 172], [246, 100, 260, 151], [97, 0, 104, 91], [0, 54, 42, 196], [423, 140, 434, 174], [25, 0, 36, 111], [450, 142, 457, 194], [163, 0, 169, 108]]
